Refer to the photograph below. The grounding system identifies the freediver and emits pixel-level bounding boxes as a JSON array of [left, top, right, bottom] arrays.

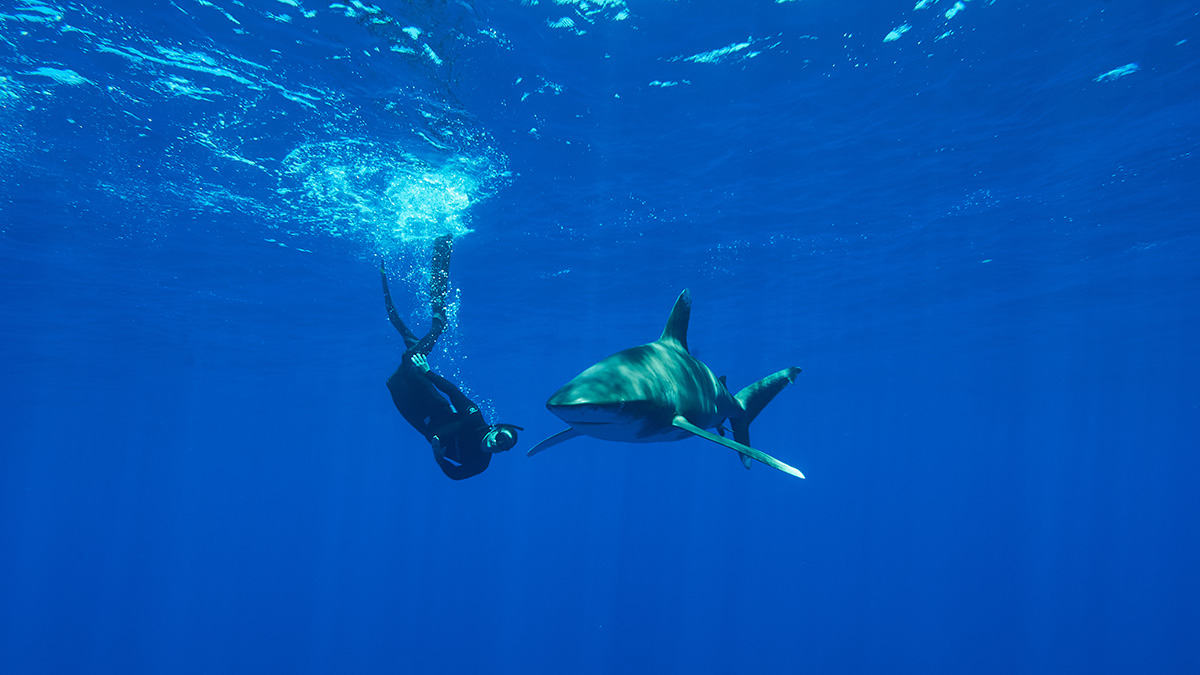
[[381, 234, 521, 480]]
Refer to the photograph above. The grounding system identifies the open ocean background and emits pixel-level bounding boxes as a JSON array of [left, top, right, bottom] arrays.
[[2, 1, 1198, 673]]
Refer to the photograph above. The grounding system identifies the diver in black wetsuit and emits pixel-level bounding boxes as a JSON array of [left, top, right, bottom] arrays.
[[382, 235, 521, 480]]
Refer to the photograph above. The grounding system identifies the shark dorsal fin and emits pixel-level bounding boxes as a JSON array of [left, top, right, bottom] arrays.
[[657, 289, 691, 352]]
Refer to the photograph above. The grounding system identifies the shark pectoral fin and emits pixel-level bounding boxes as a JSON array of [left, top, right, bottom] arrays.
[[671, 416, 805, 479], [526, 428, 582, 457]]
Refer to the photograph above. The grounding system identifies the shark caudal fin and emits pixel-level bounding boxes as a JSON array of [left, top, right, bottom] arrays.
[[730, 367, 802, 468]]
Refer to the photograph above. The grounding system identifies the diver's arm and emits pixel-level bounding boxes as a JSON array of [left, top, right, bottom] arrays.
[[424, 371, 477, 415], [430, 435, 446, 463], [380, 264, 406, 336], [437, 458, 477, 480], [436, 453, 489, 481], [429, 424, 489, 480], [411, 353, 477, 414]]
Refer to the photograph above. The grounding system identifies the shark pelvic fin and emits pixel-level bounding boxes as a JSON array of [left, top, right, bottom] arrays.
[[671, 416, 805, 479], [657, 289, 692, 352], [527, 428, 582, 457]]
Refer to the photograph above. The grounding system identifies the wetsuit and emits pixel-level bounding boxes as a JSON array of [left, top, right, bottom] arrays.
[[383, 235, 494, 480], [410, 371, 494, 480]]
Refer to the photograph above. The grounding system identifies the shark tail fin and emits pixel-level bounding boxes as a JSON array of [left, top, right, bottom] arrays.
[[731, 367, 802, 461]]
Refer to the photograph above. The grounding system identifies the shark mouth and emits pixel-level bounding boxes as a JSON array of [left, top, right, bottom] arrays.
[[547, 400, 681, 442], [546, 402, 635, 427]]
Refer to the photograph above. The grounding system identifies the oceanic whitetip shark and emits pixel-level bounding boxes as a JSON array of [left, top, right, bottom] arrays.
[[527, 289, 806, 479]]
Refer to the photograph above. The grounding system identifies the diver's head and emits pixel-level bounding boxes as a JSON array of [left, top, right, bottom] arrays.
[[482, 424, 522, 453]]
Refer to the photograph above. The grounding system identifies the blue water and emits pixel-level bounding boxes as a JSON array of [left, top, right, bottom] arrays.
[[2, 1, 1198, 672]]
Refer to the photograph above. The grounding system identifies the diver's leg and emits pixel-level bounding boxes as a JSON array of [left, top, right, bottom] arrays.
[[381, 264, 420, 349], [386, 363, 453, 440], [411, 234, 453, 355]]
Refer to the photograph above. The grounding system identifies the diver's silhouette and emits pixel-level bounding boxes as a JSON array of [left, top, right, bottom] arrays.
[[382, 235, 520, 480]]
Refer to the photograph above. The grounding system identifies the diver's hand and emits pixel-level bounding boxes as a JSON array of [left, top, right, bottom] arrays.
[[411, 352, 430, 374], [431, 435, 445, 462]]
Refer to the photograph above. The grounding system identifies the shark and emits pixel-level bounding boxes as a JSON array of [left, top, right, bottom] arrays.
[[527, 289, 806, 479]]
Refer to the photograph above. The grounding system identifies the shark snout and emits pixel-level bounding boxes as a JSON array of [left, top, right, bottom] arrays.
[[546, 381, 638, 426], [546, 385, 583, 410]]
